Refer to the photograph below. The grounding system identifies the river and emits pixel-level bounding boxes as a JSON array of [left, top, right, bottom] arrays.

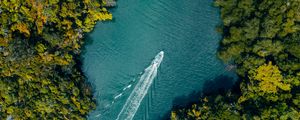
[[82, 0, 235, 119]]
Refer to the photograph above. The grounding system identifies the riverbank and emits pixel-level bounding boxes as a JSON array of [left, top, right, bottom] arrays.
[[103, 0, 117, 7], [0, 0, 112, 119], [171, 0, 300, 119]]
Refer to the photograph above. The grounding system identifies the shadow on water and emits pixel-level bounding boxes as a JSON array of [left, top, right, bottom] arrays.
[[81, 35, 94, 56], [160, 75, 236, 120], [80, 19, 117, 57]]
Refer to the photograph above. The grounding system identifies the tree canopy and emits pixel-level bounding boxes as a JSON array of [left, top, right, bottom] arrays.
[[0, 0, 112, 119], [171, 0, 300, 119]]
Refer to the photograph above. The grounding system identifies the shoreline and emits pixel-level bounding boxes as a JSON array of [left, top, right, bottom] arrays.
[[0, 0, 113, 119], [103, 0, 117, 7]]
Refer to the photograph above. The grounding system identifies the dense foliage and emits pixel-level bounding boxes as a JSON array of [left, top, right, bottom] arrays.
[[171, 0, 300, 119], [0, 0, 112, 119]]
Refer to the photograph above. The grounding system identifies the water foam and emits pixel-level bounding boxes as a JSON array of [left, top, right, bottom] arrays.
[[116, 51, 164, 120]]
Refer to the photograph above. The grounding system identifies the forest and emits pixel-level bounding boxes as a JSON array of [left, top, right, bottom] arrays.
[[0, 0, 112, 119], [171, 0, 300, 119], [1, 0, 300, 119]]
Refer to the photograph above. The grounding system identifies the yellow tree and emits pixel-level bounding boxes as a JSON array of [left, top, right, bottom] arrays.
[[252, 62, 290, 93], [239, 62, 291, 103]]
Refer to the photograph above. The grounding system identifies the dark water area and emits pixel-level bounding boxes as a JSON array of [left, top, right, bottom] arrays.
[[82, 0, 236, 119]]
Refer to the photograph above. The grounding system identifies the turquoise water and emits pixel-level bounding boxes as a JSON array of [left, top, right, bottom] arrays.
[[82, 0, 234, 119]]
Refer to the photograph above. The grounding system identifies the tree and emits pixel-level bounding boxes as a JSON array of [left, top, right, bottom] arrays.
[[0, 0, 113, 119], [171, 0, 300, 119]]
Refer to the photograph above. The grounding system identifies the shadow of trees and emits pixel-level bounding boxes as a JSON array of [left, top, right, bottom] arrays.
[[160, 74, 237, 120]]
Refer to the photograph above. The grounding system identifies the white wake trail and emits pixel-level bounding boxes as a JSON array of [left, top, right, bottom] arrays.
[[116, 51, 164, 120]]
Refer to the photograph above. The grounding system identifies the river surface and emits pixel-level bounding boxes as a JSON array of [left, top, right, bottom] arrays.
[[82, 0, 235, 119]]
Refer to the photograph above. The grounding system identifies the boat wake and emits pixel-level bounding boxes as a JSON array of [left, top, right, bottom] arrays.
[[94, 78, 136, 118], [116, 51, 164, 120]]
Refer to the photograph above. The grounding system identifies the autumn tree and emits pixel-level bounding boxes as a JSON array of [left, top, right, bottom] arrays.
[[0, 0, 113, 119]]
